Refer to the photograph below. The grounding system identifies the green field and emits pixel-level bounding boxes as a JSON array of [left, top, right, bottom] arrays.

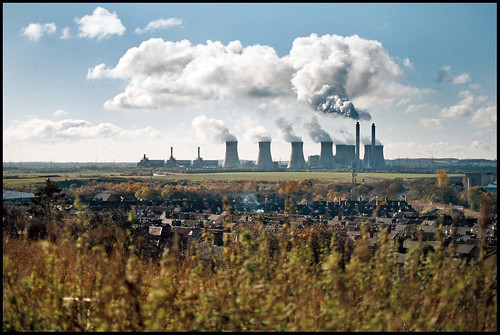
[[2, 170, 464, 189]]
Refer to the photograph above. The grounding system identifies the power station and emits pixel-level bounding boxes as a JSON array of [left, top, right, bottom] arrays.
[[138, 122, 385, 170]]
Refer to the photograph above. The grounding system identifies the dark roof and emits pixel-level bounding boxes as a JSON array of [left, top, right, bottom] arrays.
[[3, 190, 35, 201], [92, 193, 118, 202]]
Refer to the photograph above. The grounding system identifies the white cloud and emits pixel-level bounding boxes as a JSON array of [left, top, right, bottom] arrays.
[[440, 90, 476, 118], [53, 109, 68, 117], [135, 18, 183, 34], [470, 105, 497, 128], [3, 118, 170, 162], [60, 27, 71, 39], [89, 38, 292, 109], [405, 104, 429, 114], [450, 72, 470, 84], [385, 140, 496, 160], [75, 7, 125, 40], [20, 22, 57, 41], [438, 65, 470, 84], [419, 118, 442, 128], [88, 33, 427, 123], [402, 57, 414, 70], [3, 118, 122, 142], [440, 104, 474, 118]]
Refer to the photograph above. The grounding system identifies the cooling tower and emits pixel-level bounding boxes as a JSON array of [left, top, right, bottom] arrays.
[[363, 144, 386, 169], [287, 141, 306, 169], [318, 141, 335, 169], [256, 141, 273, 169], [222, 141, 241, 168], [335, 144, 356, 168]]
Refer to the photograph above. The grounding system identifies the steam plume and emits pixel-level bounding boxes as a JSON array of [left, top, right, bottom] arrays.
[[305, 116, 331, 142], [192, 115, 236, 143], [275, 117, 301, 142]]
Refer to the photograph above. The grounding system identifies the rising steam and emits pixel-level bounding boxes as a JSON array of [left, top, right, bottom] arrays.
[[192, 115, 236, 143], [275, 117, 301, 142], [305, 116, 331, 142]]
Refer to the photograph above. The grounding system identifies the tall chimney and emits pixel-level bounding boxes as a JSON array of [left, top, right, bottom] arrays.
[[197, 147, 201, 159], [355, 122, 360, 167], [223, 141, 241, 168], [256, 141, 273, 169], [371, 123, 375, 167], [318, 141, 335, 169], [170, 146, 174, 158], [287, 141, 306, 169]]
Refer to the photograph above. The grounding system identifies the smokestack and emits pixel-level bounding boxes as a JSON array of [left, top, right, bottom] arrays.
[[197, 147, 201, 159], [170, 147, 174, 158], [318, 141, 335, 169], [288, 141, 306, 169], [355, 122, 360, 167], [223, 141, 241, 168], [256, 141, 273, 169], [371, 123, 375, 166]]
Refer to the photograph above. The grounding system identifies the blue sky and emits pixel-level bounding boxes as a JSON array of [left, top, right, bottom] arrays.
[[3, 3, 497, 162]]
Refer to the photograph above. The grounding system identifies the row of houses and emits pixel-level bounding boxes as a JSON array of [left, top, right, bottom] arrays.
[[85, 191, 495, 263]]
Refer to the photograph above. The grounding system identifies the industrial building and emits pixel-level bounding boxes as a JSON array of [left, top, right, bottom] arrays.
[[137, 122, 386, 170], [137, 154, 165, 168]]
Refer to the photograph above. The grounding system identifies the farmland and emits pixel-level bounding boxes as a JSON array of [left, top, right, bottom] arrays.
[[3, 168, 464, 190]]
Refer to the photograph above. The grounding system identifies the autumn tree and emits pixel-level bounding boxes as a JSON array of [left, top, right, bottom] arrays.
[[466, 186, 488, 211], [436, 169, 449, 188]]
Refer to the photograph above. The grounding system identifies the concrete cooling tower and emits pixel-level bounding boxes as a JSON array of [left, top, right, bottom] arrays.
[[363, 145, 386, 169], [256, 141, 273, 169], [287, 141, 306, 169], [222, 141, 241, 168], [335, 144, 356, 168], [318, 141, 335, 169]]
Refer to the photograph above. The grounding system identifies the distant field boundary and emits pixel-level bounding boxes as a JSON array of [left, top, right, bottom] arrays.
[[2, 170, 464, 189]]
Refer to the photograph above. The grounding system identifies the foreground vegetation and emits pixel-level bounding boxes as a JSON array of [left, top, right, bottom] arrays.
[[3, 171, 496, 331], [3, 211, 496, 331]]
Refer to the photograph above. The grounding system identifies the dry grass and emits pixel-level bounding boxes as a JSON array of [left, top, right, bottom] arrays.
[[3, 220, 497, 332]]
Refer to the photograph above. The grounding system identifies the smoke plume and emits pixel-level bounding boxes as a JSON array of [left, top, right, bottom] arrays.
[[275, 117, 301, 142]]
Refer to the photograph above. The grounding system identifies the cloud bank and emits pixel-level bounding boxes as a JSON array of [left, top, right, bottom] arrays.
[[88, 33, 410, 120]]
